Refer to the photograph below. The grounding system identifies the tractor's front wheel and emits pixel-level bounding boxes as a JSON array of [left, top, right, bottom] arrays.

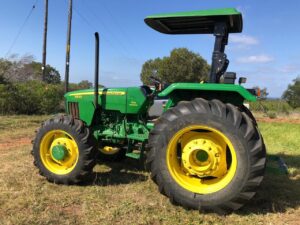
[[147, 99, 266, 213], [32, 115, 98, 184]]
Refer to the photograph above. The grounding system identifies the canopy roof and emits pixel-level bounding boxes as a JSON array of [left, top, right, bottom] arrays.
[[145, 8, 243, 34]]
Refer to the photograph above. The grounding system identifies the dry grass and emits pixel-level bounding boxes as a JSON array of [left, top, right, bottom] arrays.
[[0, 115, 299, 225]]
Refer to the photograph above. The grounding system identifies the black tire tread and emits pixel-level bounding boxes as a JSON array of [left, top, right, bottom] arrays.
[[146, 98, 266, 213], [32, 115, 97, 184]]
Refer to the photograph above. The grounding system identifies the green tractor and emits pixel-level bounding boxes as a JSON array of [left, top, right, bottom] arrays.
[[32, 8, 266, 213]]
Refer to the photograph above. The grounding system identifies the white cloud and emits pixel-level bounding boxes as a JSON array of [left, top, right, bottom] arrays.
[[231, 34, 259, 46], [237, 54, 274, 64]]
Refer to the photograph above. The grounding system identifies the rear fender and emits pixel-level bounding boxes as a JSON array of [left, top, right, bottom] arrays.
[[158, 83, 256, 111]]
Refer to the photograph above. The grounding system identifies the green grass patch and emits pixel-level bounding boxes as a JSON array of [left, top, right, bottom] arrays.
[[259, 122, 300, 155], [259, 122, 300, 177]]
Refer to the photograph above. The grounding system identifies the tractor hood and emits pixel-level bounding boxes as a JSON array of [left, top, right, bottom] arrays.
[[64, 87, 152, 126]]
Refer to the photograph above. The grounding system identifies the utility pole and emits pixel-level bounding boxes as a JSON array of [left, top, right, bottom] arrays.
[[42, 0, 48, 81], [65, 0, 73, 92]]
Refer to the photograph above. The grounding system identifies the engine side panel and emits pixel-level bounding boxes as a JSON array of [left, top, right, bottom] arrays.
[[65, 87, 152, 125]]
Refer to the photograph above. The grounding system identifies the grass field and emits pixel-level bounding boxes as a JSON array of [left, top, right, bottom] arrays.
[[0, 115, 299, 225]]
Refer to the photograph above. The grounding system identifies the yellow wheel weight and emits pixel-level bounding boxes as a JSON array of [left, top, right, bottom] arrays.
[[166, 125, 237, 194], [40, 130, 79, 175]]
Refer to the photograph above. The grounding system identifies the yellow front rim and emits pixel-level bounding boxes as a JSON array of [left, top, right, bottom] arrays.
[[166, 125, 237, 194], [40, 130, 79, 175]]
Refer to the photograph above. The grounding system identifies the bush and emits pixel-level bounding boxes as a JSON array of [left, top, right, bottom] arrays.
[[0, 84, 19, 114], [0, 81, 64, 115], [267, 112, 277, 119], [39, 84, 64, 114], [282, 77, 300, 108], [249, 100, 292, 114]]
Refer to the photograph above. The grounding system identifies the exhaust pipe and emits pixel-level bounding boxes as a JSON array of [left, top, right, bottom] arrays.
[[94, 32, 99, 108]]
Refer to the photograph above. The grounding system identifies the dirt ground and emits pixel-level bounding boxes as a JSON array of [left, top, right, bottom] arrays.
[[255, 112, 300, 124]]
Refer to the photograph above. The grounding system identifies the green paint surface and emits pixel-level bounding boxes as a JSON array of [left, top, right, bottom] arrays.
[[51, 145, 68, 161], [159, 83, 256, 102], [196, 150, 209, 162], [65, 87, 152, 125], [146, 8, 240, 19], [145, 8, 242, 34]]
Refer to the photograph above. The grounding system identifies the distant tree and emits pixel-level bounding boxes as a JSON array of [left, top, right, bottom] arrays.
[[140, 58, 162, 84], [78, 80, 93, 89], [140, 48, 210, 85], [0, 54, 34, 82], [0, 55, 60, 84], [29, 62, 61, 84], [0, 74, 8, 84], [282, 76, 300, 108]]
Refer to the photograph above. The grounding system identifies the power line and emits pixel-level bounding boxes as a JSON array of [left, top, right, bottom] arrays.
[[70, 0, 129, 58], [63, 1, 143, 86], [77, 0, 132, 56], [101, 1, 143, 57], [5, 0, 39, 58]]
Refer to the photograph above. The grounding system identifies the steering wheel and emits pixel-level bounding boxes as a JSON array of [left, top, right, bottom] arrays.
[[149, 76, 162, 91]]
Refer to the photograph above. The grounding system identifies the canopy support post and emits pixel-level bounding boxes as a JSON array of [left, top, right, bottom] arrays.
[[209, 23, 229, 83]]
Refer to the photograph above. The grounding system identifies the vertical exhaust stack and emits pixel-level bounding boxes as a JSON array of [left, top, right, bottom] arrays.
[[94, 32, 100, 108]]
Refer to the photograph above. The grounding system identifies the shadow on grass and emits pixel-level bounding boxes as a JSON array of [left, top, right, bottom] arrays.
[[239, 153, 300, 215], [85, 158, 147, 186], [83, 153, 300, 214]]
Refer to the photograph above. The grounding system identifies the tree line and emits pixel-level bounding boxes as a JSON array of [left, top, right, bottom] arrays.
[[0, 49, 299, 115], [140, 48, 300, 109], [0, 55, 93, 115]]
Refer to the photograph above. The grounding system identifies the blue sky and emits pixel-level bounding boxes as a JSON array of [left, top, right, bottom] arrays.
[[0, 0, 299, 97]]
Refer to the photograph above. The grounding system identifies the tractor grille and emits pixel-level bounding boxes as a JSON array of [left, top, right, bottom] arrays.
[[68, 102, 79, 119]]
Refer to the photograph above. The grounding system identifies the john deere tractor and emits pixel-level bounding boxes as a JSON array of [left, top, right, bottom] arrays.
[[32, 8, 266, 213]]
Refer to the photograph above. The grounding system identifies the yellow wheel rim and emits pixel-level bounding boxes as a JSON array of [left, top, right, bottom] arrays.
[[166, 125, 237, 194], [100, 146, 120, 155], [40, 130, 79, 175]]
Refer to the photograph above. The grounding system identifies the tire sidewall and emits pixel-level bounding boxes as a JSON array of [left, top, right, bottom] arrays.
[[154, 112, 251, 208], [33, 120, 92, 183]]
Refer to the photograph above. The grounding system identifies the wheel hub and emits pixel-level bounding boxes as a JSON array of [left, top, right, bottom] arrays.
[[181, 132, 227, 178], [40, 130, 79, 175], [51, 145, 68, 161]]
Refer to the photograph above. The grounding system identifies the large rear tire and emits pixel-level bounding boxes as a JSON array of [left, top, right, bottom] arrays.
[[32, 115, 98, 184], [147, 98, 266, 213]]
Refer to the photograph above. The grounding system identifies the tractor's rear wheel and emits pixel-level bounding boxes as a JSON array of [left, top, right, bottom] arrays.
[[239, 104, 257, 126], [32, 115, 98, 184], [147, 99, 266, 213]]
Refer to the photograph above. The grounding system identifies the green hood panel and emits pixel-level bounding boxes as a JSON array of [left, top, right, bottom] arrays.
[[158, 83, 256, 102], [65, 87, 152, 125], [65, 88, 127, 111], [145, 8, 242, 34]]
